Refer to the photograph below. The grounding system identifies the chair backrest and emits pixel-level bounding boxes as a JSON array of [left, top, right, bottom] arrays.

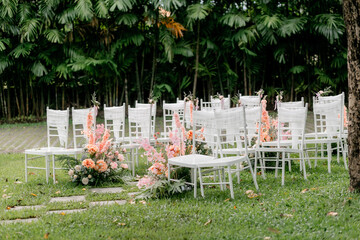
[[135, 101, 156, 136], [210, 94, 231, 109], [192, 110, 216, 155], [214, 107, 248, 158], [245, 106, 262, 147], [312, 97, 343, 137], [163, 101, 184, 136], [200, 99, 220, 111], [104, 104, 126, 143], [277, 104, 308, 149], [277, 97, 304, 108], [72, 107, 93, 148], [128, 107, 151, 142], [239, 94, 261, 107], [47, 107, 69, 148]]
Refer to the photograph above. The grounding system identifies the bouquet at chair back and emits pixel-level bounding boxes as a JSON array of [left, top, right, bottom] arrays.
[[68, 98, 129, 186]]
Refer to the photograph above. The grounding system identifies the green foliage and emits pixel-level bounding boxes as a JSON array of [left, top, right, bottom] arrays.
[[220, 13, 249, 29], [313, 14, 345, 44], [139, 179, 186, 199], [186, 3, 211, 26]]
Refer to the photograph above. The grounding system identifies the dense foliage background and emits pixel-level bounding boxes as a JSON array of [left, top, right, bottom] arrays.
[[0, 0, 347, 120]]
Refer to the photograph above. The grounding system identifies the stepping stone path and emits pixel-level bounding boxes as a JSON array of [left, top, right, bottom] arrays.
[[90, 187, 123, 194], [0, 218, 39, 225], [89, 200, 127, 207], [7, 205, 44, 211], [1, 187, 131, 225], [49, 195, 86, 203], [47, 209, 87, 215]]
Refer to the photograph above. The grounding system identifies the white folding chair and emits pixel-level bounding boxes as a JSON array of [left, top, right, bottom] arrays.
[[256, 105, 308, 185], [25, 107, 81, 183], [277, 97, 304, 108], [162, 101, 184, 138], [135, 101, 157, 138], [210, 94, 231, 109], [168, 107, 259, 199], [239, 94, 261, 107], [305, 94, 346, 172], [104, 104, 138, 176], [72, 107, 94, 150]]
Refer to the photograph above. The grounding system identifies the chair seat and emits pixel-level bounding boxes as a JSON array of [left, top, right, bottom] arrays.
[[168, 154, 244, 168]]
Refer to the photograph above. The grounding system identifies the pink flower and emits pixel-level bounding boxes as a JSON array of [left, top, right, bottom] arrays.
[[110, 162, 118, 169], [86, 144, 98, 155], [137, 176, 155, 189], [120, 163, 128, 169], [174, 112, 182, 129], [118, 154, 125, 161], [94, 160, 108, 173]]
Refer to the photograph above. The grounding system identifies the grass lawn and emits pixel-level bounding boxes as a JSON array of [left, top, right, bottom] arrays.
[[0, 151, 357, 239]]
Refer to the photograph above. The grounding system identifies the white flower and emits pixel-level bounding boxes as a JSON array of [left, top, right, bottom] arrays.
[[68, 169, 74, 176], [82, 178, 89, 185], [73, 175, 78, 179], [88, 175, 92, 179], [75, 165, 81, 171]]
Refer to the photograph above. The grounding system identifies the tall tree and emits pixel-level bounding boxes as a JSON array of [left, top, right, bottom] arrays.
[[343, 0, 360, 191]]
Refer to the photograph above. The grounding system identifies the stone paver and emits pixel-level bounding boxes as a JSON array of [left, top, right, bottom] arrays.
[[7, 205, 44, 211], [0, 218, 39, 225], [90, 187, 123, 194], [89, 200, 127, 207], [46, 209, 87, 215], [127, 192, 141, 198], [49, 195, 85, 203], [127, 181, 138, 186]]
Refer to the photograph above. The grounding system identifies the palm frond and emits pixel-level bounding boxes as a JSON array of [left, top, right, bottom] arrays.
[[95, 0, 109, 18], [31, 61, 48, 77], [278, 17, 307, 37], [44, 29, 65, 43], [186, 3, 211, 25], [109, 0, 136, 12], [18, 3, 33, 25], [10, 43, 36, 58], [159, 29, 175, 63], [56, 63, 71, 80], [21, 18, 41, 42], [289, 65, 305, 74], [0, 0, 17, 18], [0, 38, 10, 51], [75, 0, 94, 21], [116, 13, 138, 26], [273, 46, 286, 64], [120, 32, 144, 46], [0, 55, 12, 74], [173, 40, 193, 57], [152, 0, 185, 10], [220, 13, 249, 29], [312, 14, 345, 44], [58, 7, 77, 24]]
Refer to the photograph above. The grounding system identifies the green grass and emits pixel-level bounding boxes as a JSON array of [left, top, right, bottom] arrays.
[[0, 152, 357, 239]]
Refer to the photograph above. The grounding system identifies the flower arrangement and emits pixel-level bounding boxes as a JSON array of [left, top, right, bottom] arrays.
[[67, 96, 129, 186], [137, 113, 210, 198], [259, 95, 278, 143], [315, 86, 332, 99]]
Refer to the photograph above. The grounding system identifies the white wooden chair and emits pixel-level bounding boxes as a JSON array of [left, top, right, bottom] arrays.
[[304, 94, 346, 173], [256, 104, 308, 185], [72, 107, 93, 150], [210, 94, 231, 109], [162, 101, 184, 138], [277, 97, 304, 108], [168, 107, 259, 199], [135, 101, 157, 138], [239, 94, 261, 107], [104, 104, 138, 176], [25, 107, 82, 183]]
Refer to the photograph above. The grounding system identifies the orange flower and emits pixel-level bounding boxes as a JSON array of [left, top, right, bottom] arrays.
[[86, 144, 98, 155], [187, 130, 193, 140], [94, 160, 108, 173], [82, 159, 95, 169]]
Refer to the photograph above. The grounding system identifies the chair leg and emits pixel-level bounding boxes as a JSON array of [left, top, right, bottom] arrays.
[[327, 143, 332, 173], [193, 168, 197, 198], [247, 157, 259, 191], [45, 155, 49, 184], [287, 153, 292, 172], [52, 155, 56, 184], [275, 152, 280, 178], [25, 154, 28, 182], [341, 139, 348, 170], [281, 153, 285, 186], [301, 152, 307, 180], [236, 162, 241, 184], [227, 166, 234, 199], [260, 151, 266, 179], [198, 167, 205, 197]]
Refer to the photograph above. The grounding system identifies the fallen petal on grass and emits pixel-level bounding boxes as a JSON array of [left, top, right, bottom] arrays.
[[327, 211, 338, 216], [204, 219, 212, 226]]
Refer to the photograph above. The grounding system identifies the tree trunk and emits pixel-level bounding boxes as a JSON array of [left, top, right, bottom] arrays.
[[115, 77, 119, 106], [62, 87, 65, 110], [135, 54, 142, 103], [149, 15, 159, 99], [125, 77, 129, 116], [6, 85, 11, 120], [243, 53, 247, 95], [19, 78, 25, 116], [343, 0, 360, 191], [192, 20, 201, 97], [140, 49, 145, 101], [55, 86, 58, 110]]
